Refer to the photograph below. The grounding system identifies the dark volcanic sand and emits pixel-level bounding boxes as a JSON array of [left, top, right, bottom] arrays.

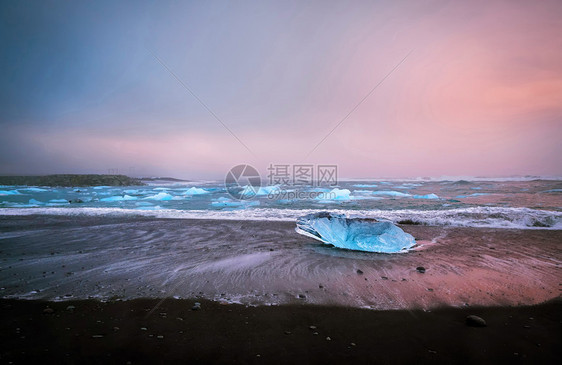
[[1, 215, 561, 363], [0, 298, 560, 364]]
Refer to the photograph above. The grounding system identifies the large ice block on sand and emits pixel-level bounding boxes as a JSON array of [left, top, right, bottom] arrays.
[[295, 212, 416, 253]]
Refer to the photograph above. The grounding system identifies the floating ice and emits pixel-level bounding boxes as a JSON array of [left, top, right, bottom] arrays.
[[413, 193, 439, 199], [353, 190, 378, 194], [306, 187, 332, 192], [318, 188, 351, 200], [255, 185, 281, 196], [144, 192, 174, 201], [295, 212, 416, 253], [353, 184, 378, 188], [211, 197, 260, 207], [369, 190, 411, 197], [22, 187, 49, 192], [28, 199, 44, 205], [184, 187, 210, 195], [456, 193, 490, 198], [100, 195, 137, 202], [49, 199, 69, 203], [0, 189, 21, 195]]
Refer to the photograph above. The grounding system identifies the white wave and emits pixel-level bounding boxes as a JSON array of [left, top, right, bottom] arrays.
[[1, 206, 561, 229]]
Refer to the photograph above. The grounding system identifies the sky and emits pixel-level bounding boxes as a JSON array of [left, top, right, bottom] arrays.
[[1, 0, 561, 179]]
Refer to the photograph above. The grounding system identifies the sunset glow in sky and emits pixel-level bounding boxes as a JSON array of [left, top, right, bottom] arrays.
[[1, 0, 561, 179]]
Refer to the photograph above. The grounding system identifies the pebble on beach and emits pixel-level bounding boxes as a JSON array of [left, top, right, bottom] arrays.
[[466, 315, 487, 327]]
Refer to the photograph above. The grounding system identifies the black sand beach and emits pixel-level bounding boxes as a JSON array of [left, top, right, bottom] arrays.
[[1, 215, 561, 363], [1, 298, 560, 364]]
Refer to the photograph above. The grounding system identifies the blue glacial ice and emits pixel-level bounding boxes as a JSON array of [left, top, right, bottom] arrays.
[[295, 212, 416, 253], [413, 193, 439, 199], [0, 189, 22, 195], [353, 184, 378, 188], [144, 192, 174, 201], [22, 187, 49, 192], [211, 197, 260, 207], [100, 195, 138, 202], [325, 188, 351, 200], [369, 190, 411, 197], [183, 187, 210, 195], [49, 199, 69, 203], [255, 185, 281, 196], [315, 188, 352, 202]]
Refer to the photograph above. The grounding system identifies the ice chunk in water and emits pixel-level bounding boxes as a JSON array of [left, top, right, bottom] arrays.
[[0, 189, 21, 195], [370, 190, 411, 197], [100, 195, 137, 202], [316, 188, 351, 201], [295, 212, 416, 253], [413, 193, 439, 199], [143, 192, 173, 201], [184, 187, 209, 195]]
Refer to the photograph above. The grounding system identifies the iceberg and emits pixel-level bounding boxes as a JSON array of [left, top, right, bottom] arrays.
[[353, 184, 378, 188], [369, 190, 411, 197], [255, 185, 281, 196], [143, 192, 174, 201], [295, 212, 416, 253], [100, 195, 137, 202], [413, 193, 439, 199], [317, 188, 351, 201], [22, 187, 49, 192], [211, 197, 260, 207], [0, 189, 21, 195], [184, 187, 210, 195]]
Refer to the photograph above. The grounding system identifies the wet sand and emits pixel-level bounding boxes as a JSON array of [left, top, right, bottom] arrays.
[[0, 215, 560, 309], [0, 298, 560, 364]]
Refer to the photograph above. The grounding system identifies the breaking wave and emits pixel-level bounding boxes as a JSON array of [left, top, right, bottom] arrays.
[[1, 206, 561, 229]]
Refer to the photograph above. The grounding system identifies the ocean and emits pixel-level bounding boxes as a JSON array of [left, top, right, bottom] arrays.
[[0, 178, 561, 309], [1, 178, 561, 228]]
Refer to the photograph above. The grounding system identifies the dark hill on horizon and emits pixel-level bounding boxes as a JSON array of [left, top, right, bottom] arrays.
[[0, 174, 144, 187]]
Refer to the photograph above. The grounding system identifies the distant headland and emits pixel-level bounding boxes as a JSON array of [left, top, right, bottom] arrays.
[[0, 174, 145, 187]]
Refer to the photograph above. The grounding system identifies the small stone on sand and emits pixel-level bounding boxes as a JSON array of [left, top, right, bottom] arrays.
[[466, 315, 487, 327]]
